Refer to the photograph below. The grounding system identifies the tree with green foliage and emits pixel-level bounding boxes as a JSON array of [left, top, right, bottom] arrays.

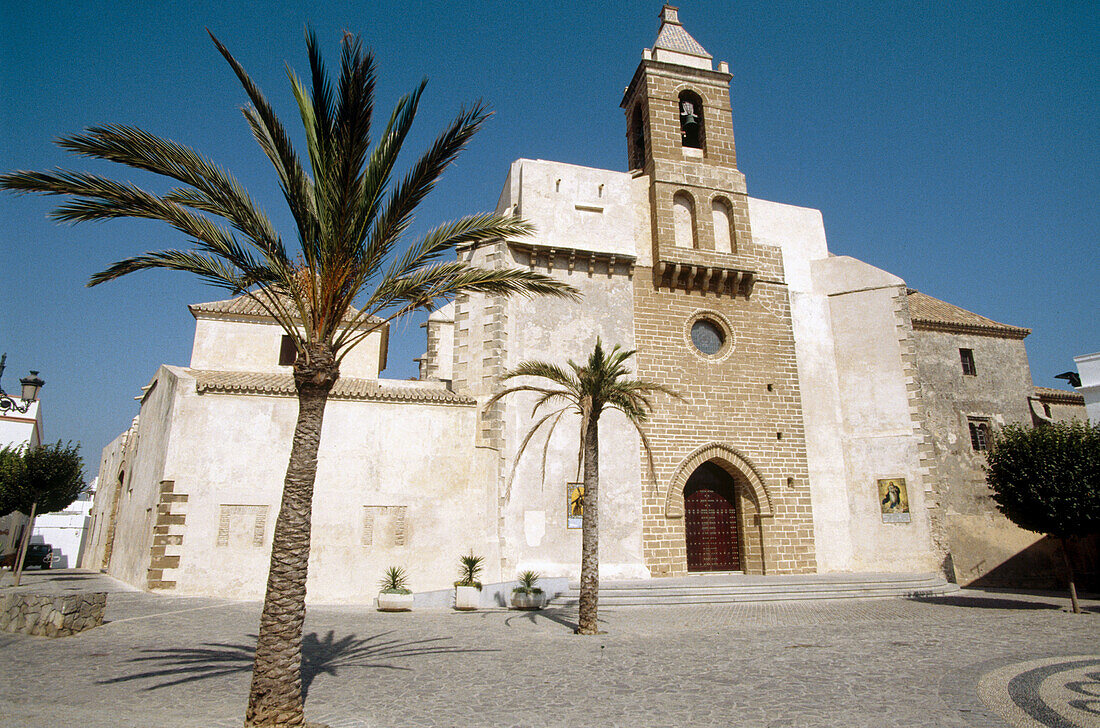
[[0, 441, 85, 586], [488, 339, 676, 634], [1, 30, 576, 727], [985, 421, 1100, 614]]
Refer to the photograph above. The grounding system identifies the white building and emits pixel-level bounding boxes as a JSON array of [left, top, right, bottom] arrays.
[[1073, 352, 1100, 424], [0, 367, 44, 561], [83, 5, 1089, 602], [31, 487, 94, 568]]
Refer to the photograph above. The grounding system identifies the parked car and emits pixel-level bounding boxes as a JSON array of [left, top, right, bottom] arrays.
[[0, 544, 53, 570]]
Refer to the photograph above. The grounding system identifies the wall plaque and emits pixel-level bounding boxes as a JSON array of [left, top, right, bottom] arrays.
[[567, 483, 584, 529], [877, 478, 911, 523], [216, 504, 269, 547], [361, 505, 408, 547]]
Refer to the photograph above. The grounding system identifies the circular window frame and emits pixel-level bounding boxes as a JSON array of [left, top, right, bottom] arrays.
[[684, 310, 734, 362]]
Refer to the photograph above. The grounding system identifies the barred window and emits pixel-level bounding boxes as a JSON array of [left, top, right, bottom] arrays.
[[968, 420, 990, 451]]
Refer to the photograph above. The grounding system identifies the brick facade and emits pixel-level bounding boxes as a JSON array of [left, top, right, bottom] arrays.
[[625, 51, 816, 576]]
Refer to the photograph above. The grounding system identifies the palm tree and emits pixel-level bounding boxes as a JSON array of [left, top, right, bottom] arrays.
[[488, 339, 675, 635], [2, 31, 576, 727]]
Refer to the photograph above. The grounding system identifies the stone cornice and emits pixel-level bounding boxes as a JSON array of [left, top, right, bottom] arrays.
[[654, 257, 757, 297], [911, 319, 1030, 340], [191, 370, 475, 406], [508, 242, 636, 277]]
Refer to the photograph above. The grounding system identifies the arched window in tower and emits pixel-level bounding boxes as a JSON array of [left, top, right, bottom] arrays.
[[711, 197, 736, 254], [629, 104, 647, 170], [678, 90, 705, 149], [673, 192, 697, 249]]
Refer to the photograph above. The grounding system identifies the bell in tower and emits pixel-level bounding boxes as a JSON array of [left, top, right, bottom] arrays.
[[620, 3, 753, 279]]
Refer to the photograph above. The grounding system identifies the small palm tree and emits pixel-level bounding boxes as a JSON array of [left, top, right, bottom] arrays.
[[455, 551, 485, 589], [378, 566, 410, 594], [1, 30, 576, 728], [488, 339, 676, 634]]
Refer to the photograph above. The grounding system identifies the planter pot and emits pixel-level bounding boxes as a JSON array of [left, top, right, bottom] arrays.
[[377, 592, 413, 612], [454, 585, 481, 610], [510, 591, 544, 610]]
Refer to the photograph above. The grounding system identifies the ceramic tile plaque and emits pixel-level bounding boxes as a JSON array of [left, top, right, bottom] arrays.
[[567, 483, 583, 529], [877, 478, 911, 523]]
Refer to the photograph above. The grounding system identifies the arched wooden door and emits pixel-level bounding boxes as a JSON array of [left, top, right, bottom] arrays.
[[684, 461, 741, 571]]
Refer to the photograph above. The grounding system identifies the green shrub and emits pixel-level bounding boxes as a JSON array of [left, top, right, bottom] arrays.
[[512, 569, 543, 595], [455, 551, 484, 589], [379, 566, 411, 595]]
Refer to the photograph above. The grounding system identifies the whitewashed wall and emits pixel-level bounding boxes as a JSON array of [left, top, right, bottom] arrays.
[[492, 159, 648, 581], [752, 196, 937, 573], [103, 366, 489, 602], [190, 316, 385, 379]]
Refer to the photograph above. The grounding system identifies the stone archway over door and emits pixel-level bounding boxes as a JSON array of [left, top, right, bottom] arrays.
[[684, 462, 740, 571]]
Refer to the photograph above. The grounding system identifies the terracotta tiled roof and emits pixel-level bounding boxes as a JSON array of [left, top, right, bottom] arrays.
[[1032, 385, 1085, 405], [191, 370, 475, 405], [906, 290, 1030, 340], [654, 7, 711, 58], [189, 293, 382, 327]]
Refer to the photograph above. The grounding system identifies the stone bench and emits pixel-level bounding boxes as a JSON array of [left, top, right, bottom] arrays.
[[0, 592, 106, 637]]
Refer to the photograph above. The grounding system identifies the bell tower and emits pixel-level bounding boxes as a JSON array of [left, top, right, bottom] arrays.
[[622, 4, 757, 285], [624, 6, 817, 578]]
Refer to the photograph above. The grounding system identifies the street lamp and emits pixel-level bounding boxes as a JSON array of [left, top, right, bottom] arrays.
[[0, 353, 44, 415]]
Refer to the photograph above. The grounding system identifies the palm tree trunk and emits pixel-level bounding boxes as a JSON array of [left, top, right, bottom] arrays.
[[245, 351, 337, 728], [577, 413, 600, 635]]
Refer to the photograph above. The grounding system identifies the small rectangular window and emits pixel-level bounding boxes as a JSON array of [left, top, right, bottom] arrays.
[[968, 420, 990, 451], [960, 348, 976, 376], [279, 335, 297, 366]]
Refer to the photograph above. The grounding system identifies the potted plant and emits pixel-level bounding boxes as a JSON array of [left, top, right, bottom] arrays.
[[453, 551, 484, 610], [376, 566, 413, 612], [510, 570, 545, 610]]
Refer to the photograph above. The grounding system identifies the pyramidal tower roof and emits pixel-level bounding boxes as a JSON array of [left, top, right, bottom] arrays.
[[651, 5, 713, 70]]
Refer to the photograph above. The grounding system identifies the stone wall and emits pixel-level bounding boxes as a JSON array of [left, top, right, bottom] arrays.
[[912, 325, 1044, 586], [0, 592, 105, 637], [632, 272, 816, 576]]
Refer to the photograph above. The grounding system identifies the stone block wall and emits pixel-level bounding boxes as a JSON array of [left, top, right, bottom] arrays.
[[632, 273, 817, 576], [147, 480, 188, 590], [0, 592, 105, 637]]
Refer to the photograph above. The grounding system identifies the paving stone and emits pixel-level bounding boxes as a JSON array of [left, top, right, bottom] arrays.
[[0, 573, 1096, 727]]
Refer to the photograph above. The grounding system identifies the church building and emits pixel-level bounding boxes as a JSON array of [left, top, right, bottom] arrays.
[[82, 6, 1088, 602]]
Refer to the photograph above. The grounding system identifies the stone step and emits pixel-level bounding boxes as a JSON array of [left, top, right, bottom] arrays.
[[549, 572, 957, 607]]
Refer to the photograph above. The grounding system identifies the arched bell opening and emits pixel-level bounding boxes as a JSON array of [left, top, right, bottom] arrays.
[[678, 89, 705, 150], [629, 104, 647, 170]]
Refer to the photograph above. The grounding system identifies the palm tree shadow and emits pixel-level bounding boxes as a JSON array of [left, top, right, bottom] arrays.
[[97, 630, 497, 698], [503, 606, 605, 633]]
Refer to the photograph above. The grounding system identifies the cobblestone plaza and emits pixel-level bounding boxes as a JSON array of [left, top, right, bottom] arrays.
[[1, 571, 1097, 727]]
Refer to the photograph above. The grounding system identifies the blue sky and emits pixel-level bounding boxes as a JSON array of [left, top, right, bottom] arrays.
[[1, 1, 1096, 466]]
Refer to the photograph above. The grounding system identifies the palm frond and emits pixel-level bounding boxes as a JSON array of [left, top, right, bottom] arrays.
[[484, 384, 570, 410], [384, 213, 534, 284], [57, 124, 288, 265], [88, 250, 259, 291], [501, 361, 579, 390], [492, 340, 674, 489], [356, 81, 425, 250], [337, 264, 576, 353], [209, 32, 319, 276], [362, 103, 490, 278], [501, 405, 571, 503]]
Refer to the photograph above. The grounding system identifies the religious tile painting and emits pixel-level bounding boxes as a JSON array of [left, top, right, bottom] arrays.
[[567, 483, 583, 529], [877, 478, 911, 523]]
